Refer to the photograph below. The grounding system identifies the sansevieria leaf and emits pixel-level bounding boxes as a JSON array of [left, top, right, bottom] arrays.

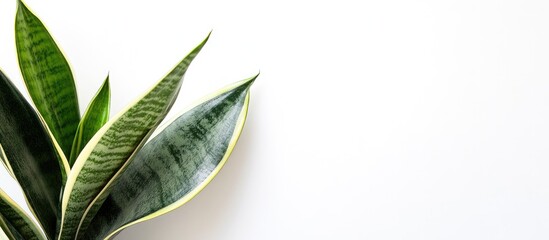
[[0, 188, 46, 240], [58, 35, 209, 240], [69, 76, 111, 166], [0, 145, 15, 179], [0, 222, 15, 240], [0, 70, 66, 239], [15, 0, 80, 158], [84, 76, 256, 239], [0, 213, 23, 240]]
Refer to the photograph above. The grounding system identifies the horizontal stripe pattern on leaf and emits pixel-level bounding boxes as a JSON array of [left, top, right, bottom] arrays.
[[15, 0, 80, 158], [84, 76, 256, 240], [0, 189, 45, 240], [58, 35, 210, 240], [0, 213, 24, 240]]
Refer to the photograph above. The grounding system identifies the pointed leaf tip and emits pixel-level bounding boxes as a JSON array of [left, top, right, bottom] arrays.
[[68, 75, 111, 166], [195, 32, 211, 52], [16, 0, 30, 14], [15, 0, 81, 159], [84, 75, 256, 239], [60, 37, 208, 240], [241, 73, 259, 89]]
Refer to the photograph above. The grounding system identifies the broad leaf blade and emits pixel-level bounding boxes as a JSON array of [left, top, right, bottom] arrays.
[[69, 76, 111, 166], [15, 0, 80, 158], [0, 70, 65, 239], [58, 35, 209, 240], [0, 189, 46, 240], [84, 76, 256, 240]]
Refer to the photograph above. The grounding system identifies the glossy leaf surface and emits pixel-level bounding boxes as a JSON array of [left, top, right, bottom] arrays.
[[0, 70, 65, 239], [85, 76, 255, 239], [69, 76, 111, 166], [58, 35, 209, 240], [15, 0, 80, 158]]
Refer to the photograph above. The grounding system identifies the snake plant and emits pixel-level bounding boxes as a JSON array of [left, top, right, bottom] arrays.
[[0, 1, 256, 239]]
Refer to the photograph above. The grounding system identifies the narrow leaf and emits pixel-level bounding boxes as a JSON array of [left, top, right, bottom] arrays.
[[0, 69, 66, 239], [84, 76, 256, 240], [0, 227, 7, 240], [0, 189, 46, 240], [15, 0, 80, 158], [0, 213, 23, 240], [0, 145, 15, 179], [58, 34, 209, 240], [0, 224, 13, 240], [69, 76, 111, 166]]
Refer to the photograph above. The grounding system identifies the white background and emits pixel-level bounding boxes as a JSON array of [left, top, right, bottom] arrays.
[[1, 0, 549, 239]]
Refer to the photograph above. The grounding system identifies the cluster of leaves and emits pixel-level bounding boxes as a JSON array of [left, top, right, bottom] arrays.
[[0, 1, 256, 239]]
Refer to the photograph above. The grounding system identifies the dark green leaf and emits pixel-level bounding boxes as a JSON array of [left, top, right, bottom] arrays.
[[0, 69, 67, 239], [84, 75, 256, 239]]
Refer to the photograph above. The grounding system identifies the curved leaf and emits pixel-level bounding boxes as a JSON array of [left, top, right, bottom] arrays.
[[58, 34, 209, 240], [84, 76, 256, 240], [69, 76, 111, 166], [0, 145, 15, 179], [0, 69, 65, 239], [15, 0, 80, 158], [0, 189, 45, 240]]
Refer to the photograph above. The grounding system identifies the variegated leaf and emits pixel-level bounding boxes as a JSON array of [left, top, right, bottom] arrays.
[[84, 76, 256, 239], [0, 189, 45, 240], [0, 224, 12, 240], [69, 76, 111, 166], [0, 213, 23, 240], [58, 34, 209, 240], [15, 0, 80, 158]]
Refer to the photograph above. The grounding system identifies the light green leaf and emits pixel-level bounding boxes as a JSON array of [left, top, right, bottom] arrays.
[[69, 76, 111, 166], [0, 189, 46, 240], [58, 34, 210, 240], [15, 0, 80, 158], [0, 69, 68, 239], [84, 75, 256, 240]]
